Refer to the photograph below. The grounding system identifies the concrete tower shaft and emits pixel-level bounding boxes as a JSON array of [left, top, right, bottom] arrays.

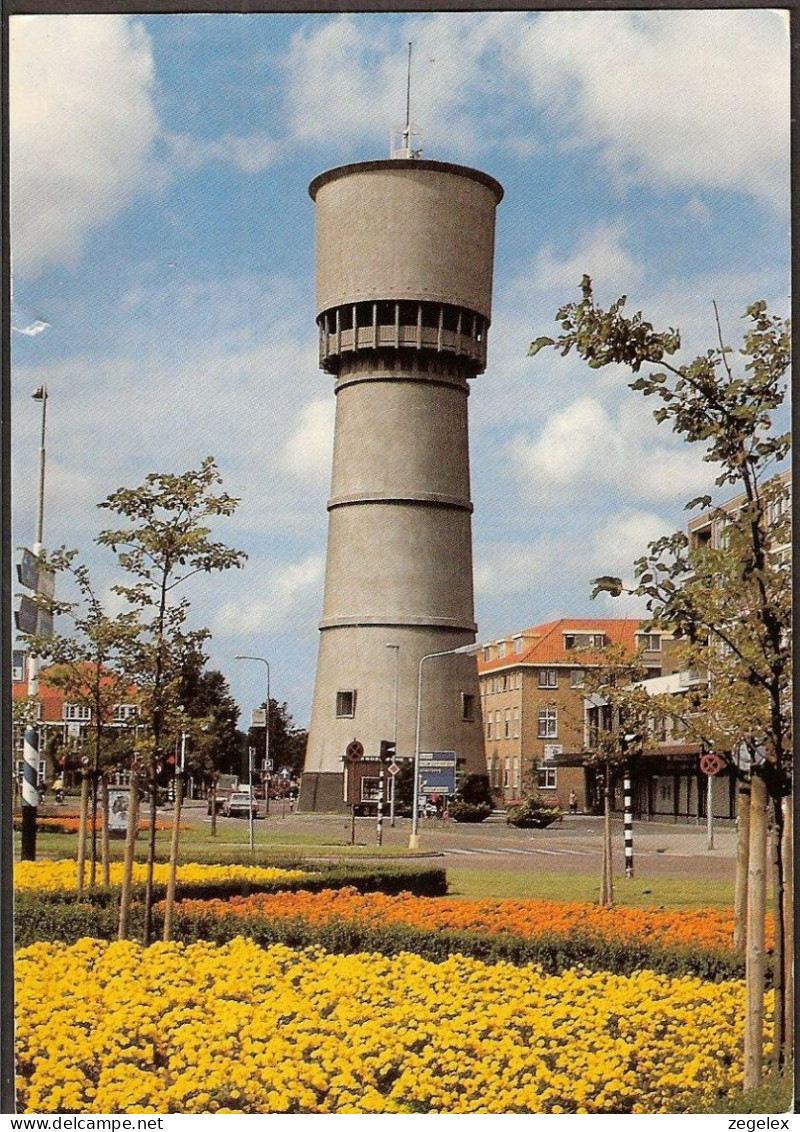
[[301, 159, 502, 813]]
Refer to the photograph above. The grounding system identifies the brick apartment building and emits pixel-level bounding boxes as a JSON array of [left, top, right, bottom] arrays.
[[477, 619, 680, 810], [12, 658, 138, 788]]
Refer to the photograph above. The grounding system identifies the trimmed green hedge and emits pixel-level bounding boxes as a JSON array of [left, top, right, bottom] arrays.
[[16, 864, 447, 906]]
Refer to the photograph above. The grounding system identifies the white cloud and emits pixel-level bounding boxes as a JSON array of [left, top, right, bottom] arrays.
[[683, 198, 712, 228], [281, 399, 335, 484], [10, 15, 160, 277], [518, 10, 789, 208], [531, 223, 642, 295], [277, 10, 787, 208], [167, 131, 280, 174], [279, 12, 527, 160], [510, 394, 716, 506], [211, 552, 325, 637]]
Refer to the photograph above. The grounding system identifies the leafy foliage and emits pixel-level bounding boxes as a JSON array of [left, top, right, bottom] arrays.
[[247, 698, 307, 778], [448, 801, 492, 823], [532, 280, 791, 796], [506, 795, 563, 828]]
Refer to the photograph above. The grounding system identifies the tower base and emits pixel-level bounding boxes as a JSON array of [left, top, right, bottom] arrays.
[[298, 772, 348, 814]]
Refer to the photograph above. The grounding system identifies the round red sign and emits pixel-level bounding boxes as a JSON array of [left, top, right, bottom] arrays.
[[699, 753, 725, 776], [345, 740, 364, 762]]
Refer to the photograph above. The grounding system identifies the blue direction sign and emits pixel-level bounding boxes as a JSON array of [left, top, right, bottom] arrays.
[[418, 750, 457, 795], [16, 547, 55, 597], [14, 594, 38, 634], [16, 548, 40, 592]]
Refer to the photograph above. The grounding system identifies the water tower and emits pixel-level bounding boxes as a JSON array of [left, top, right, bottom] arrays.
[[299, 140, 503, 812]]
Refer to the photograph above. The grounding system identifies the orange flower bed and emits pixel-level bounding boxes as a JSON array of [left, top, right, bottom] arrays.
[[175, 887, 772, 953], [13, 816, 186, 834]]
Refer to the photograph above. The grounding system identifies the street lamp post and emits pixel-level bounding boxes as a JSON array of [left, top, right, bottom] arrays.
[[21, 386, 48, 862], [410, 643, 478, 849], [386, 643, 400, 827], [235, 655, 271, 825]]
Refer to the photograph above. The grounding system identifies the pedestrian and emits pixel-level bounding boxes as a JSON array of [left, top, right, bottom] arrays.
[[568, 789, 578, 814]]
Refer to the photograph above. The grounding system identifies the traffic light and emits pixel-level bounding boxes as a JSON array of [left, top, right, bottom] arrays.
[[379, 739, 396, 764]]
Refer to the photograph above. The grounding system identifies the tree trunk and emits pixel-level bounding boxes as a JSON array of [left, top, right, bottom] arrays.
[[162, 771, 183, 942], [118, 775, 140, 941], [770, 798, 784, 1071], [76, 769, 90, 899], [210, 782, 217, 838], [781, 792, 793, 1066], [100, 773, 111, 889], [744, 772, 768, 1092], [600, 765, 614, 907], [142, 771, 158, 945], [734, 783, 751, 951]]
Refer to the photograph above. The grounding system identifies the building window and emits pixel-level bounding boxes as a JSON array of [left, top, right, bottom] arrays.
[[537, 709, 557, 738], [504, 710, 511, 738], [113, 704, 138, 722], [497, 641, 507, 659], [461, 693, 476, 722], [514, 637, 524, 654], [336, 690, 356, 718], [503, 759, 510, 788], [499, 674, 508, 692], [494, 710, 501, 733], [538, 669, 558, 689], [537, 767, 557, 790], [516, 672, 523, 690], [637, 633, 661, 652], [487, 718, 493, 740], [483, 647, 491, 662], [513, 758, 521, 790], [63, 704, 91, 722], [570, 668, 586, 688], [564, 632, 606, 650]]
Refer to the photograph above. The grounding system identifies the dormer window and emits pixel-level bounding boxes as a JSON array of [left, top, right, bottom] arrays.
[[564, 632, 606, 650]]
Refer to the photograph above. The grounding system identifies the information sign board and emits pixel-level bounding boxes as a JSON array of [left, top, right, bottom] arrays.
[[418, 751, 457, 795], [107, 788, 130, 834]]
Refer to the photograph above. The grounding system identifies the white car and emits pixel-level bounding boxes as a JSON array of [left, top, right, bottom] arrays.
[[224, 791, 259, 818]]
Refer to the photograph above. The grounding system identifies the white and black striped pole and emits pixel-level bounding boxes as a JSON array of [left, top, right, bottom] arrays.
[[377, 764, 384, 847], [623, 765, 634, 879], [21, 725, 39, 860]]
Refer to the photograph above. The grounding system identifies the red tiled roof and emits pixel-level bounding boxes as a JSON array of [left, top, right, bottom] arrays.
[[12, 664, 137, 724], [477, 618, 646, 673]]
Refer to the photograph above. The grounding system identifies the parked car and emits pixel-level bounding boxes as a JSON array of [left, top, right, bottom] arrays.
[[224, 791, 259, 818]]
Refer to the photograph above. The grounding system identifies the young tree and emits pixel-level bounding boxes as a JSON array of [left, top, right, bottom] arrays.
[[246, 699, 308, 782], [531, 280, 791, 1083], [177, 648, 243, 786], [97, 457, 246, 943], [22, 549, 139, 888], [578, 644, 656, 905]]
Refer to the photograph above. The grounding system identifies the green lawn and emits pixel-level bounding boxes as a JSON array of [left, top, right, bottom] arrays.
[[16, 828, 743, 910], [446, 868, 737, 909]]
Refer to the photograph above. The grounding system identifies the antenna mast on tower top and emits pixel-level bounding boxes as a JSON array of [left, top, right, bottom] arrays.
[[391, 41, 423, 159]]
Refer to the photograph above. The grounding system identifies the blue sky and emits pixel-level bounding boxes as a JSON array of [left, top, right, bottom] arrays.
[[10, 10, 790, 727]]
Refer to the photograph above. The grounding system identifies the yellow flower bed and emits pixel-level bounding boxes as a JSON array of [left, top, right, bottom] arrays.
[[14, 860, 311, 893], [15, 937, 762, 1114]]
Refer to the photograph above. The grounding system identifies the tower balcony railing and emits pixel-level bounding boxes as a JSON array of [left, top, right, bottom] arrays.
[[318, 300, 488, 373]]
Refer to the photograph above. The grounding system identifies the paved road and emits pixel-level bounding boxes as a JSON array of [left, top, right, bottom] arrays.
[[181, 803, 736, 882]]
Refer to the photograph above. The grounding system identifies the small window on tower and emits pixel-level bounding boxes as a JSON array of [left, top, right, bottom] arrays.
[[336, 691, 356, 718], [461, 693, 476, 722]]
